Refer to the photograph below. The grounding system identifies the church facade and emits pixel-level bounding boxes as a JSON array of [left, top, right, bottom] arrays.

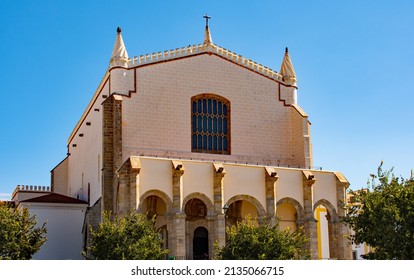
[[50, 22, 352, 260]]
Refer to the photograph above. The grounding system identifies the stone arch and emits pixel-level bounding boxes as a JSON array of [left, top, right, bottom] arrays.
[[139, 189, 173, 253], [225, 194, 266, 218], [313, 199, 338, 222], [276, 197, 305, 223], [139, 189, 173, 215], [313, 198, 340, 259], [188, 219, 210, 256], [182, 192, 215, 216], [182, 193, 215, 260]]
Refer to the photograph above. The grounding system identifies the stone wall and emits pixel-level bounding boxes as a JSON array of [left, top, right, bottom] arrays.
[[51, 157, 69, 196]]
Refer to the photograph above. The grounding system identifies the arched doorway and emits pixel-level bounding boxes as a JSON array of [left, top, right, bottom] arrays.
[[184, 197, 210, 259], [193, 227, 209, 260]]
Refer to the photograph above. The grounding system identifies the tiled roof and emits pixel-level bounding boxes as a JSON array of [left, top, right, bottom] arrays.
[[20, 193, 88, 204]]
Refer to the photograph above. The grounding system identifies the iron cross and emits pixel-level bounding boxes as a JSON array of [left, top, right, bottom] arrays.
[[203, 14, 211, 27]]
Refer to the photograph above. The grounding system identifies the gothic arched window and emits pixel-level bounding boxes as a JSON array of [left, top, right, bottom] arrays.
[[191, 94, 230, 154]]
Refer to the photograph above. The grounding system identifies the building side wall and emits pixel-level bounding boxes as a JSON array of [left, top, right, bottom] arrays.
[[67, 83, 107, 205], [22, 204, 87, 260], [290, 108, 306, 167], [51, 157, 69, 196], [120, 55, 304, 167]]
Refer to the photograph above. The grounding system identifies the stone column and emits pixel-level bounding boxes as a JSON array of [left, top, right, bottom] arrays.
[[265, 167, 279, 226], [302, 170, 318, 259], [116, 169, 128, 214], [172, 212, 186, 259], [334, 172, 352, 260], [113, 157, 141, 214], [213, 163, 226, 250], [102, 94, 123, 213], [128, 170, 140, 211], [207, 213, 216, 259], [171, 161, 186, 259], [128, 157, 141, 211]]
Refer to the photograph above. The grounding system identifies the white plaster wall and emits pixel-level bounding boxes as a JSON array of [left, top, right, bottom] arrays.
[[22, 203, 87, 260], [352, 243, 369, 260], [223, 164, 266, 209], [182, 161, 214, 204], [139, 158, 173, 200], [67, 83, 107, 205], [315, 206, 330, 259], [313, 172, 337, 211], [275, 168, 304, 207]]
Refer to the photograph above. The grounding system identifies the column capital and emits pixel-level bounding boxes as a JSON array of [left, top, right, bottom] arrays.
[[265, 167, 279, 182], [302, 170, 316, 186], [172, 160, 185, 172], [213, 163, 226, 174], [334, 172, 350, 188]]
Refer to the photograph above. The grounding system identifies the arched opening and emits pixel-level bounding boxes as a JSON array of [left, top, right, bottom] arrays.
[[226, 200, 258, 226], [184, 197, 211, 259], [141, 195, 168, 237], [193, 227, 209, 260], [315, 205, 330, 259], [185, 198, 207, 220], [313, 199, 339, 260], [276, 203, 298, 232]]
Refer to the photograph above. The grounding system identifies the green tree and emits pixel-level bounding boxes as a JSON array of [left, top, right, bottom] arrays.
[[87, 211, 169, 260], [343, 163, 414, 259], [0, 203, 47, 260], [215, 217, 310, 260]]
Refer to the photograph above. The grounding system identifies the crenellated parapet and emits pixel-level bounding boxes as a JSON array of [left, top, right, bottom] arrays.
[[14, 185, 50, 193], [11, 185, 51, 203], [127, 43, 285, 83]]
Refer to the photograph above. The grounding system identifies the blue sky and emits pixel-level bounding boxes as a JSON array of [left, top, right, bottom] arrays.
[[1, 0, 413, 200]]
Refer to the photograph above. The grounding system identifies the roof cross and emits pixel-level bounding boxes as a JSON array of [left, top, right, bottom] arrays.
[[203, 14, 211, 27]]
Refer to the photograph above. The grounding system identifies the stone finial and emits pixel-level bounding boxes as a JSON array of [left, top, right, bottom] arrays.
[[280, 47, 297, 86], [110, 26, 129, 67]]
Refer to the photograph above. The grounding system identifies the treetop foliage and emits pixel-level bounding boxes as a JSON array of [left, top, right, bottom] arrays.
[[215, 216, 310, 260], [0, 203, 47, 260], [87, 211, 169, 260], [343, 162, 414, 259]]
